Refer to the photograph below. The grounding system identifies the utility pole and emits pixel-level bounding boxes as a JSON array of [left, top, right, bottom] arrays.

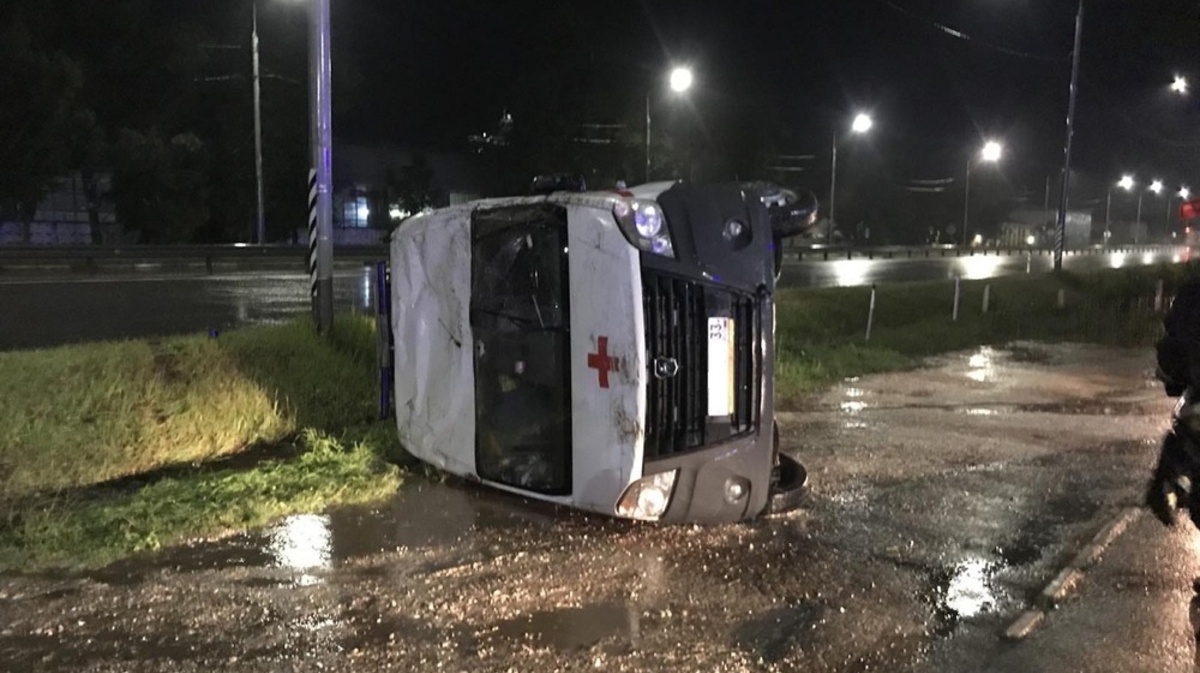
[[308, 0, 334, 332], [644, 94, 651, 184], [1053, 0, 1083, 270], [828, 132, 838, 242], [252, 2, 266, 245]]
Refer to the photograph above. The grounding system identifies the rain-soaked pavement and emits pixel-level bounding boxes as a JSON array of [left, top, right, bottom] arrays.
[[1, 342, 1194, 672]]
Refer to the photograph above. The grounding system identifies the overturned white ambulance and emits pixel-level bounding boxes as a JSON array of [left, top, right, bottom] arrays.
[[388, 180, 813, 523]]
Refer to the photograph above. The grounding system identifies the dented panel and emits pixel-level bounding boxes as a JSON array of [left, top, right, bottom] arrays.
[[567, 205, 644, 513], [390, 210, 475, 476]]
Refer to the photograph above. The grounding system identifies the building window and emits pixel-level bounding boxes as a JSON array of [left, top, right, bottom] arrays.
[[335, 189, 371, 228]]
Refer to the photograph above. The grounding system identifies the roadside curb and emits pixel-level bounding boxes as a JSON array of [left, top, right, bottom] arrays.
[[1003, 506, 1141, 641]]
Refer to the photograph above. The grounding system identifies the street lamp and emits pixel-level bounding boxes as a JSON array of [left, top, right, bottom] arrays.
[[1172, 75, 1189, 94], [645, 66, 693, 183], [1053, 0, 1084, 271], [827, 112, 873, 241], [1165, 186, 1190, 238], [1105, 174, 1135, 243], [962, 140, 1002, 246], [251, 3, 266, 245]]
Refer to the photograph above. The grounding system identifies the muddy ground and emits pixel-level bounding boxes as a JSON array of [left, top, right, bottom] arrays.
[[0, 342, 1182, 672]]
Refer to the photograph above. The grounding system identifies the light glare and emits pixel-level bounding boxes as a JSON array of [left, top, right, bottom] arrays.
[[669, 67, 694, 93], [981, 141, 1002, 163], [1118, 175, 1135, 191], [851, 113, 873, 134], [1173, 75, 1189, 94], [1151, 180, 1164, 195]]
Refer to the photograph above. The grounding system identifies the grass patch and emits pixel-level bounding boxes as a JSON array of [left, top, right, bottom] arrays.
[[0, 428, 401, 570], [0, 314, 406, 571], [774, 264, 1187, 406]]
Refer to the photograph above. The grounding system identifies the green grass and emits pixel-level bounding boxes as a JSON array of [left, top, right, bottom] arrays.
[[0, 314, 407, 571], [774, 264, 1188, 406], [0, 428, 402, 570]]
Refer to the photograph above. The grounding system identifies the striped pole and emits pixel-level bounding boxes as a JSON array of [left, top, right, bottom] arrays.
[[307, 168, 319, 313]]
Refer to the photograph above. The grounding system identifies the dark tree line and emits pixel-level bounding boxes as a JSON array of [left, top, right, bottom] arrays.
[[0, 0, 318, 244]]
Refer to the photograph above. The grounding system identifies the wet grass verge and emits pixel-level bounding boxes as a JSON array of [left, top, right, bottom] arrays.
[[774, 263, 1190, 407], [0, 315, 407, 571]]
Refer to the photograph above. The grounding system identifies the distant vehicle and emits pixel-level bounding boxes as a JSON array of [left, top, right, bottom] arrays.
[[385, 179, 816, 522]]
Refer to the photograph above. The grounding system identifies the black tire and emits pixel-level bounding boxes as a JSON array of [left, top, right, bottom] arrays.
[[766, 421, 808, 515]]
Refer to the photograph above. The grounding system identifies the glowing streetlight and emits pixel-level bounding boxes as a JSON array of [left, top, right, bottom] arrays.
[[1105, 175, 1136, 243], [1150, 179, 1164, 195], [981, 141, 1003, 163], [1180, 187, 1191, 201], [962, 140, 1003, 246], [828, 112, 873, 241], [669, 67, 694, 94], [646, 66, 695, 182], [1172, 75, 1189, 94]]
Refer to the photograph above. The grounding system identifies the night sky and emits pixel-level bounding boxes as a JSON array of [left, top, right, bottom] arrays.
[[186, 1, 1200, 198]]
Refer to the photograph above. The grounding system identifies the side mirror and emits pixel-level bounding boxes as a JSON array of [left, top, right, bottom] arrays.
[[764, 189, 820, 240]]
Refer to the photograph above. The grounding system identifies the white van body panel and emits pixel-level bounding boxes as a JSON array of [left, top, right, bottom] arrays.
[[390, 191, 663, 514]]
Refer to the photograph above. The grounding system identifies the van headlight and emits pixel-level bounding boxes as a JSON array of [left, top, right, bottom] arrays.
[[613, 199, 675, 258], [615, 470, 678, 521]]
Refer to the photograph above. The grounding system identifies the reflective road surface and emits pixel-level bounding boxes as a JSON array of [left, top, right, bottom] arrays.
[[0, 247, 1188, 350], [0, 267, 379, 351]]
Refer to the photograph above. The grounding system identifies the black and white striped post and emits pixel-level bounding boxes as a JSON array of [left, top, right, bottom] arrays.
[[307, 168, 319, 310], [307, 0, 334, 333]]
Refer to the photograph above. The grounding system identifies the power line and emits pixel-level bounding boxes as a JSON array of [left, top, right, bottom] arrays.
[[877, 0, 1070, 63]]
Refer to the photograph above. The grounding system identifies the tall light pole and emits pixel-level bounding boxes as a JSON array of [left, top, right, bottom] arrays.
[[1053, 0, 1083, 270], [307, 0, 334, 333], [645, 66, 693, 183], [1149, 179, 1164, 240], [828, 112, 872, 242], [1117, 175, 1137, 243], [1105, 175, 1134, 244], [251, 2, 266, 245], [962, 140, 1002, 246]]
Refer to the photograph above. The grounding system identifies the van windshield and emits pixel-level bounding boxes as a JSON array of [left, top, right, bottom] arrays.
[[470, 204, 572, 495]]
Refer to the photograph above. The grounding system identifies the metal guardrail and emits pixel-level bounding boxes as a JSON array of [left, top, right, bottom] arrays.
[[0, 242, 1190, 274], [788, 243, 1192, 262], [0, 244, 388, 273]]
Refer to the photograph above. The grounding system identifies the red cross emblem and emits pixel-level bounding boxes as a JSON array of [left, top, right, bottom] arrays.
[[586, 336, 620, 388]]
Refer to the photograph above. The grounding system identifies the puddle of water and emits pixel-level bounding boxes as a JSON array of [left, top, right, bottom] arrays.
[[733, 602, 823, 663], [104, 479, 573, 578], [923, 557, 1002, 637], [965, 347, 998, 383], [1014, 401, 1150, 416], [489, 603, 633, 650], [1006, 345, 1053, 364], [963, 408, 999, 416]]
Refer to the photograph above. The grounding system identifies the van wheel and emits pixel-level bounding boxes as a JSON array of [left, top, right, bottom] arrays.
[[766, 421, 808, 515]]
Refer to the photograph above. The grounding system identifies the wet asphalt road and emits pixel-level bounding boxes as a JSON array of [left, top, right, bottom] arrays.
[[1, 342, 1191, 672], [0, 247, 1184, 351]]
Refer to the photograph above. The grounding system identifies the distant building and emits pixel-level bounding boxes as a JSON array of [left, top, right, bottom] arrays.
[[0, 172, 117, 245], [998, 208, 1092, 248], [320, 144, 493, 245]]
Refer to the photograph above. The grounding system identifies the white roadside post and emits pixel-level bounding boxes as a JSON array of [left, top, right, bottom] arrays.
[[865, 284, 877, 341], [952, 275, 961, 321]]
